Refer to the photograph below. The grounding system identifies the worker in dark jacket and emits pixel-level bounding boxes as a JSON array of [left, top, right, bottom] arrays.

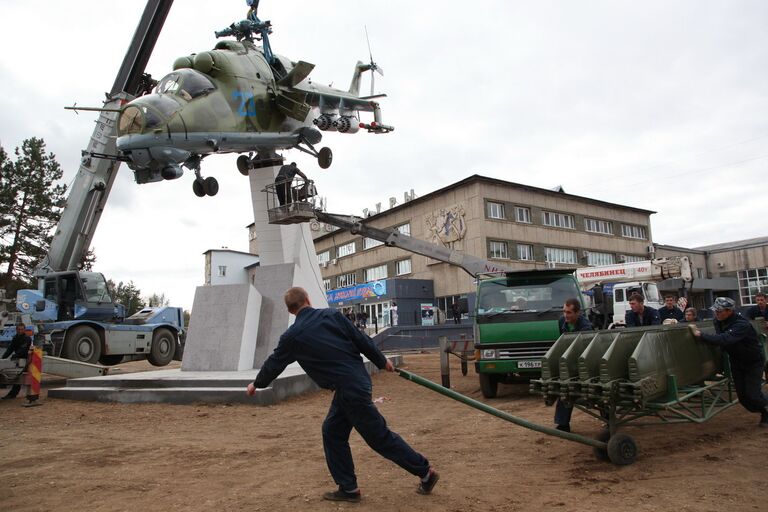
[[247, 287, 439, 502], [745, 292, 768, 321], [659, 295, 685, 323], [2, 324, 32, 400], [554, 298, 593, 432], [625, 292, 661, 327], [693, 297, 768, 427]]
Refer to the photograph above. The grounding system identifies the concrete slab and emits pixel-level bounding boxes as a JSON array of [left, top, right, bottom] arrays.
[[47, 354, 403, 405]]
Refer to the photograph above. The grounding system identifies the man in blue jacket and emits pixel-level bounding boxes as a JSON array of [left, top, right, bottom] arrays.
[[693, 297, 768, 427], [745, 292, 767, 321], [554, 298, 593, 432], [625, 293, 661, 327], [247, 287, 439, 502]]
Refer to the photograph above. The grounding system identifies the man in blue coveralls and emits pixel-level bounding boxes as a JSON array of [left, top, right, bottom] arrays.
[[247, 287, 439, 502]]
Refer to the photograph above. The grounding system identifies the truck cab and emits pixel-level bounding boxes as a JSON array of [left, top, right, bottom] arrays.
[[18, 271, 122, 323], [474, 270, 585, 398]]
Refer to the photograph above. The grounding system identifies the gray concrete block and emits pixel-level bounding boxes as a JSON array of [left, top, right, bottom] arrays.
[[182, 284, 262, 371]]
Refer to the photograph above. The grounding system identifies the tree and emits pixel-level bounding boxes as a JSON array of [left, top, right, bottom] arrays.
[[108, 279, 146, 316], [0, 138, 67, 290], [80, 248, 97, 271], [146, 292, 170, 307]]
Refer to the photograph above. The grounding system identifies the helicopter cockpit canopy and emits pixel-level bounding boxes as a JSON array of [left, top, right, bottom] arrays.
[[118, 94, 181, 135], [155, 69, 216, 100]]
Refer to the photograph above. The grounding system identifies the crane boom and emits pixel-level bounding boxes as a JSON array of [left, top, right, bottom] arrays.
[[315, 211, 513, 277], [36, 0, 174, 276]]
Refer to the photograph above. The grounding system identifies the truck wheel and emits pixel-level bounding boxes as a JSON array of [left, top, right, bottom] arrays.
[[148, 328, 177, 367], [479, 373, 498, 398], [607, 433, 637, 465], [64, 326, 102, 364], [99, 355, 123, 366]]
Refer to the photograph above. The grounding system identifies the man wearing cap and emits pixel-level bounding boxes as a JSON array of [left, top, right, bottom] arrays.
[[693, 297, 768, 427], [624, 293, 661, 327]]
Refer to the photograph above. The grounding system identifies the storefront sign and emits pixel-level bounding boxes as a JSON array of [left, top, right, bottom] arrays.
[[327, 280, 387, 304]]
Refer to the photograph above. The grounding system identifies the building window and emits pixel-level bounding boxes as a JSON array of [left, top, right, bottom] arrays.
[[738, 268, 768, 305], [365, 264, 388, 282], [623, 255, 645, 263], [363, 237, 384, 250], [395, 223, 411, 236], [217, 265, 227, 277], [337, 241, 356, 257], [486, 201, 505, 220], [322, 279, 331, 291], [317, 251, 330, 265], [515, 207, 531, 224], [437, 295, 467, 318], [337, 272, 357, 288], [545, 247, 577, 264], [517, 244, 533, 261], [621, 224, 647, 239], [696, 268, 705, 279], [585, 218, 613, 235], [587, 251, 616, 266], [542, 211, 575, 229], [396, 259, 412, 276], [489, 240, 509, 259]]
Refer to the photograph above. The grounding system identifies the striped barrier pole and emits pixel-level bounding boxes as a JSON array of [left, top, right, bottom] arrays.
[[24, 346, 43, 407]]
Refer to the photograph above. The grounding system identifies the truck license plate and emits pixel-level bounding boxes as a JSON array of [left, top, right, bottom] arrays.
[[517, 360, 542, 369]]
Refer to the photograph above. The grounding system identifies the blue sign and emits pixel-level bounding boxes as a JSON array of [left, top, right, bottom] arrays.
[[327, 281, 387, 304]]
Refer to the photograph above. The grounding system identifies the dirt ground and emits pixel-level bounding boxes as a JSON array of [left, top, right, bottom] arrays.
[[1, 353, 766, 512]]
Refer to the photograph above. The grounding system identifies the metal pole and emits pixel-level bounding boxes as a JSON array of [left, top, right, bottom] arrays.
[[439, 336, 450, 388], [395, 368, 606, 449]]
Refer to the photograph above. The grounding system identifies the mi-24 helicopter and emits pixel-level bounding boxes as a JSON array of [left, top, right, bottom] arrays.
[[113, 12, 393, 197]]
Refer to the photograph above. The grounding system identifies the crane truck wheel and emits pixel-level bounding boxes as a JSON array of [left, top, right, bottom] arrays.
[[479, 373, 498, 398], [63, 325, 102, 364], [148, 328, 177, 367]]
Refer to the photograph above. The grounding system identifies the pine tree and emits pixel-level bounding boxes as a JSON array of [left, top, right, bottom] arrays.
[[0, 138, 67, 290], [107, 279, 146, 316]]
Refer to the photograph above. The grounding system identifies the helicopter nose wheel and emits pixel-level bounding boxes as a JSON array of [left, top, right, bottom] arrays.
[[237, 155, 252, 176], [318, 147, 333, 169], [192, 176, 219, 197]]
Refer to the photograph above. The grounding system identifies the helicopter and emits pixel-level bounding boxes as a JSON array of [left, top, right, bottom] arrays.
[[114, 15, 393, 197]]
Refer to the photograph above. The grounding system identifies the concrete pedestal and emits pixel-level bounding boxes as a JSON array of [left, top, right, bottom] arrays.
[[182, 162, 329, 371]]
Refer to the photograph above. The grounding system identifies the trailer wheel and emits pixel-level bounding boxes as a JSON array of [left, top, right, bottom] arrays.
[[148, 328, 177, 367], [479, 373, 498, 398], [607, 433, 637, 465], [64, 326, 102, 364], [593, 428, 611, 462], [99, 355, 123, 366]]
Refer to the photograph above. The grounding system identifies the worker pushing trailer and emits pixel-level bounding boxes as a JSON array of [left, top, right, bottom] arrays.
[[397, 321, 768, 465]]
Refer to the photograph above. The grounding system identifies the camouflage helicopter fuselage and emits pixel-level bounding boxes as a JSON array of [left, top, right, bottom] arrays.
[[116, 36, 391, 190]]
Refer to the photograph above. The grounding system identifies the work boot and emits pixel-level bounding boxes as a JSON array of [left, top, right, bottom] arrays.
[[555, 423, 571, 433], [322, 488, 361, 503], [417, 468, 440, 495], [760, 409, 768, 428]]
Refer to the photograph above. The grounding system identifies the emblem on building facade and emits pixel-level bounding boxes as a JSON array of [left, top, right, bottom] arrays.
[[425, 204, 467, 249]]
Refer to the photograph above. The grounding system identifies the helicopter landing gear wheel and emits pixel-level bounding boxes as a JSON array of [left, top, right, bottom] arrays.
[[203, 177, 219, 196], [192, 179, 206, 197], [318, 147, 333, 169], [237, 155, 252, 176]]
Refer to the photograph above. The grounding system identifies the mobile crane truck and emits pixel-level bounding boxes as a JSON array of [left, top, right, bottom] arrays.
[[1, 1, 183, 375]]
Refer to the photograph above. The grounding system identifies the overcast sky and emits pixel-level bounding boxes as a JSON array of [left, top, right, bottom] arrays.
[[1, 1, 766, 310]]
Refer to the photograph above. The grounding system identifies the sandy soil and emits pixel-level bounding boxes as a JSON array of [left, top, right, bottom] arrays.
[[1, 353, 766, 512]]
